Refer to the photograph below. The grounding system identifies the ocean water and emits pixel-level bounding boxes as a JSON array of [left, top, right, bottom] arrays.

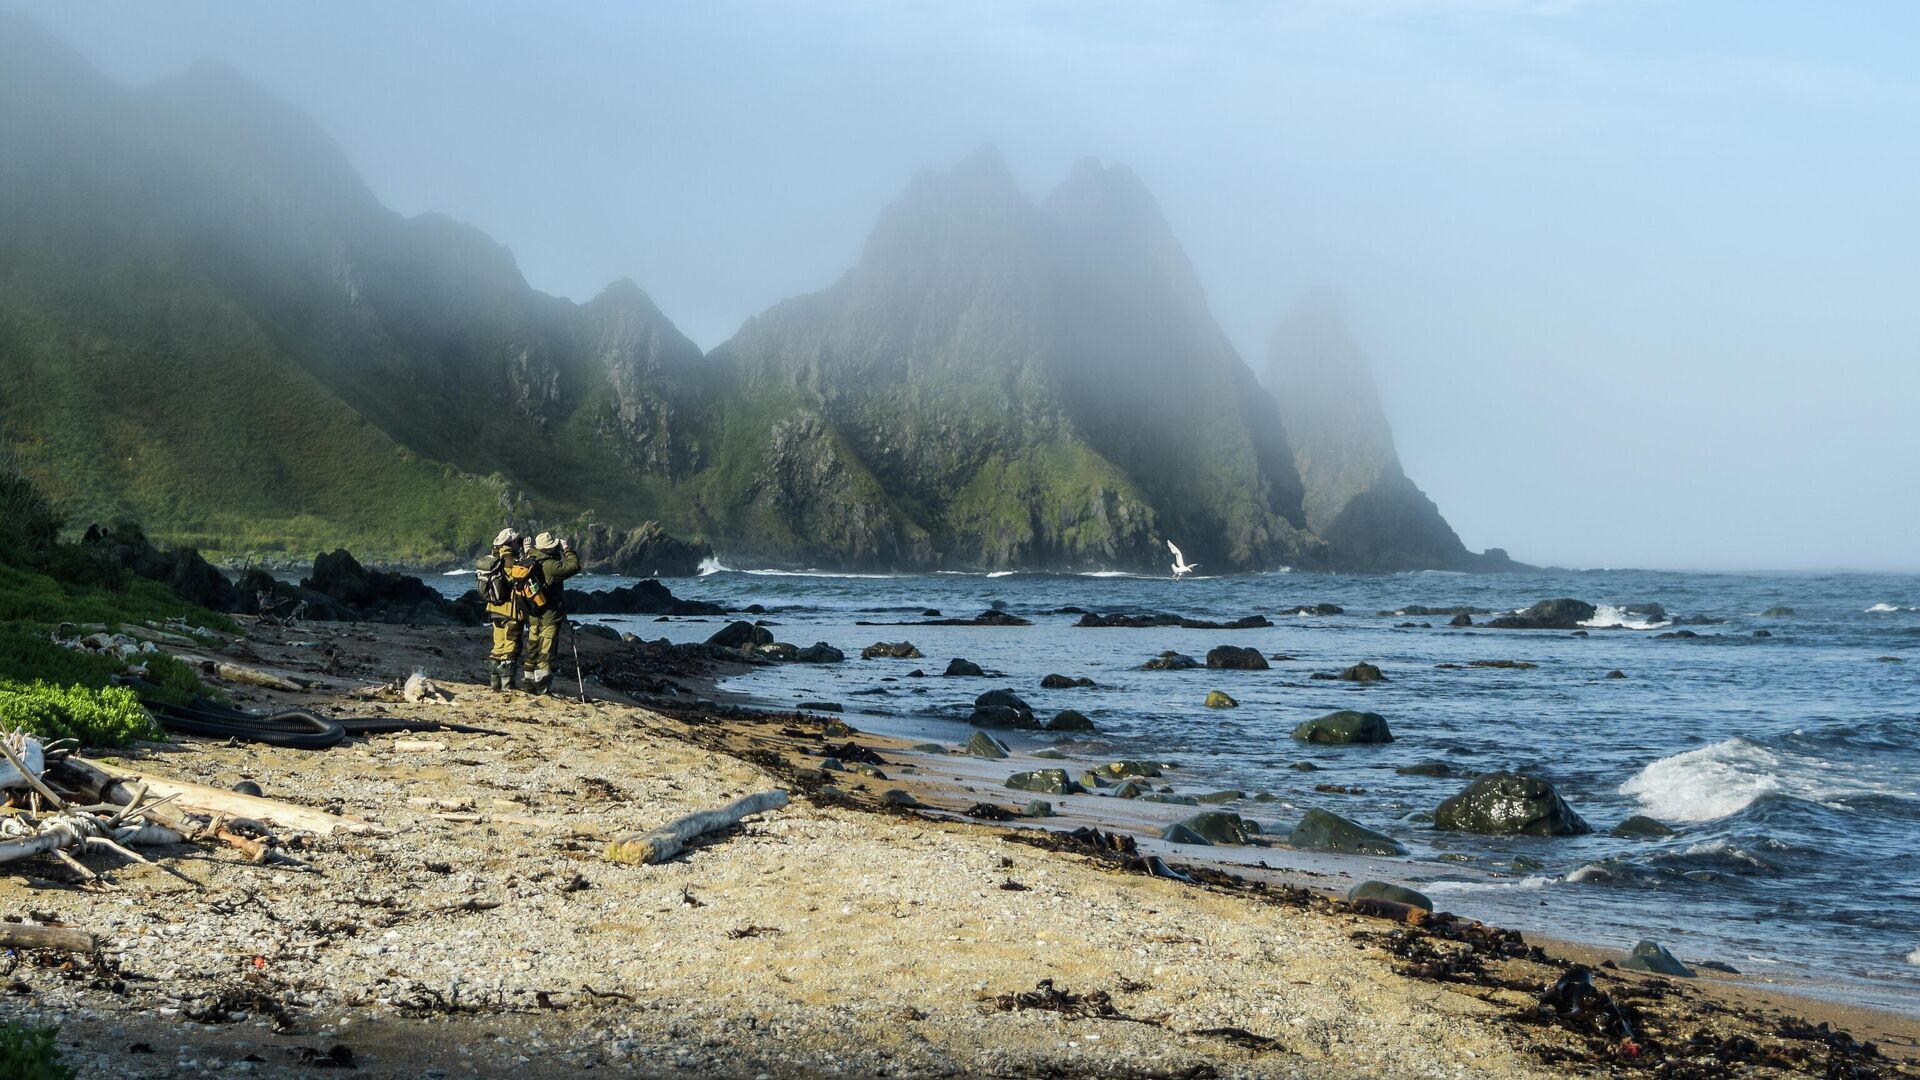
[[462, 566, 1920, 1012]]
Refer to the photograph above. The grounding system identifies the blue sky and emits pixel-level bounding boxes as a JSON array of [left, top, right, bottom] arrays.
[[9, 1, 1918, 570]]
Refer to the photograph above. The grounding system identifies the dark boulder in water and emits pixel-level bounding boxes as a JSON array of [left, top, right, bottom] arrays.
[[706, 621, 774, 649], [1605, 670, 1628, 679], [1205, 645, 1269, 670], [1048, 709, 1097, 732], [920, 609, 1031, 626], [944, 658, 985, 677], [1610, 815, 1676, 839], [1143, 651, 1200, 671], [1282, 603, 1344, 616], [1337, 661, 1387, 683], [1288, 808, 1408, 856], [1078, 611, 1273, 630], [1752, 629, 1772, 638], [1171, 810, 1256, 845], [1488, 598, 1596, 630], [1760, 606, 1795, 617], [975, 688, 1033, 715], [969, 705, 1038, 730], [569, 578, 726, 616], [1389, 605, 1493, 617], [1161, 823, 1212, 845], [1292, 710, 1393, 744], [1434, 772, 1591, 836], [861, 641, 923, 659], [1449, 613, 1473, 627], [1396, 761, 1456, 777], [1005, 769, 1081, 795], [1204, 690, 1237, 709], [1620, 939, 1695, 977], [793, 641, 845, 664], [1656, 629, 1701, 640], [1040, 673, 1095, 688]]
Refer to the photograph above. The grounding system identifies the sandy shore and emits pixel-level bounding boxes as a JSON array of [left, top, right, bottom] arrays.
[[3, 617, 1915, 1079]]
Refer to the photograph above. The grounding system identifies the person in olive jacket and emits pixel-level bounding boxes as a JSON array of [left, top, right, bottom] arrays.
[[516, 531, 581, 696]]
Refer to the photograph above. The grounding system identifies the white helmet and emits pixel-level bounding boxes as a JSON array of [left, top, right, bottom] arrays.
[[493, 528, 521, 548]]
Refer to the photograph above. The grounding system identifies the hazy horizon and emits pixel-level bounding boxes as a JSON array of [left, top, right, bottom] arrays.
[[6, 1, 1916, 573]]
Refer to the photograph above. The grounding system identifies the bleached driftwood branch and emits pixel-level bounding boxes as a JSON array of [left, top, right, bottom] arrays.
[[605, 790, 788, 865]]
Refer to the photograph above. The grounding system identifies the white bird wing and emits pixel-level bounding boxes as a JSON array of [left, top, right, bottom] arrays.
[[1167, 540, 1184, 562]]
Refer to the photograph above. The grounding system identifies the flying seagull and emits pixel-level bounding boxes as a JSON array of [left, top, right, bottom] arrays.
[[1168, 540, 1198, 579]]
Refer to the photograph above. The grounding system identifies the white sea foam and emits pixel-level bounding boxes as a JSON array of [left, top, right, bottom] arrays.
[[1865, 602, 1907, 613], [985, 570, 1016, 578], [1620, 737, 1913, 822], [1079, 570, 1138, 578], [696, 556, 731, 576], [1908, 946, 1920, 967], [1579, 604, 1672, 630], [1422, 875, 1555, 895], [441, 568, 470, 576], [740, 568, 899, 579]]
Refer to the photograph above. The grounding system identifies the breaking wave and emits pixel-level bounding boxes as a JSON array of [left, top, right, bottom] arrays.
[[697, 556, 731, 576], [1580, 604, 1671, 630], [1620, 737, 1915, 823]]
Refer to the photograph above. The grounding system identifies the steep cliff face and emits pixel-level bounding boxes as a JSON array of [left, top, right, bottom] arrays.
[[703, 149, 1318, 571], [1261, 291, 1505, 572]]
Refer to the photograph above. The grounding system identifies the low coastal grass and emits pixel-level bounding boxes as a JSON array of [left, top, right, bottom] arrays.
[[0, 1021, 77, 1080]]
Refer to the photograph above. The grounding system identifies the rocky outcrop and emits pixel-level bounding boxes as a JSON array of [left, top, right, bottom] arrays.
[[568, 579, 726, 616], [300, 549, 479, 625], [1487, 599, 1597, 631], [1261, 290, 1513, 573], [80, 523, 236, 612], [1077, 612, 1272, 629], [571, 520, 713, 578]]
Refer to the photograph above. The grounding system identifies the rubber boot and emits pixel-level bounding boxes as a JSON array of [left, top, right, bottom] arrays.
[[509, 664, 525, 693], [488, 663, 504, 692]]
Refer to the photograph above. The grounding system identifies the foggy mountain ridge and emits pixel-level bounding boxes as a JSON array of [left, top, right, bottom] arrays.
[[0, 14, 1504, 572]]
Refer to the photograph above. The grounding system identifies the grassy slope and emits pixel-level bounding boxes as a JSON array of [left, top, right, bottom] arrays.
[[0, 251, 509, 563]]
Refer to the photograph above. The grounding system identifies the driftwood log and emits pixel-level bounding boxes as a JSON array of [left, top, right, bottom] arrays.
[[0, 923, 96, 953], [69, 758, 376, 836], [606, 790, 789, 865], [210, 661, 310, 692]]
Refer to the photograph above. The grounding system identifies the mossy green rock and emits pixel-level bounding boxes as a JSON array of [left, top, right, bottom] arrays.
[[912, 742, 950, 754], [1346, 880, 1433, 912], [1396, 761, 1455, 777], [1174, 810, 1257, 845], [1195, 789, 1244, 804], [1031, 748, 1069, 760], [1093, 760, 1162, 780], [1620, 939, 1695, 977], [1139, 793, 1199, 806], [1111, 780, 1144, 799], [964, 731, 1011, 759], [1160, 822, 1213, 845], [1023, 800, 1054, 817], [1291, 710, 1393, 744], [1433, 772, 1591, 836], [1287, 808, 1408, 856], [1610, 815, 1676, 838], [1005, 769, 1081, 795], [1204, 690, 1238, 709]]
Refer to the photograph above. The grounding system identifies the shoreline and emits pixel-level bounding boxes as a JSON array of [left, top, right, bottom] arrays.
[[4, 616, 1915, 1078]]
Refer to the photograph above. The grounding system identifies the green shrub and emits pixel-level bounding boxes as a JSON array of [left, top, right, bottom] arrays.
[[0, 1020, 78, 1080], [0, 680, 161, 747]]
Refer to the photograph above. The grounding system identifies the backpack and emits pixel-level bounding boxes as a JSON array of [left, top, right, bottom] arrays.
[[475, 554, 512, 606]]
